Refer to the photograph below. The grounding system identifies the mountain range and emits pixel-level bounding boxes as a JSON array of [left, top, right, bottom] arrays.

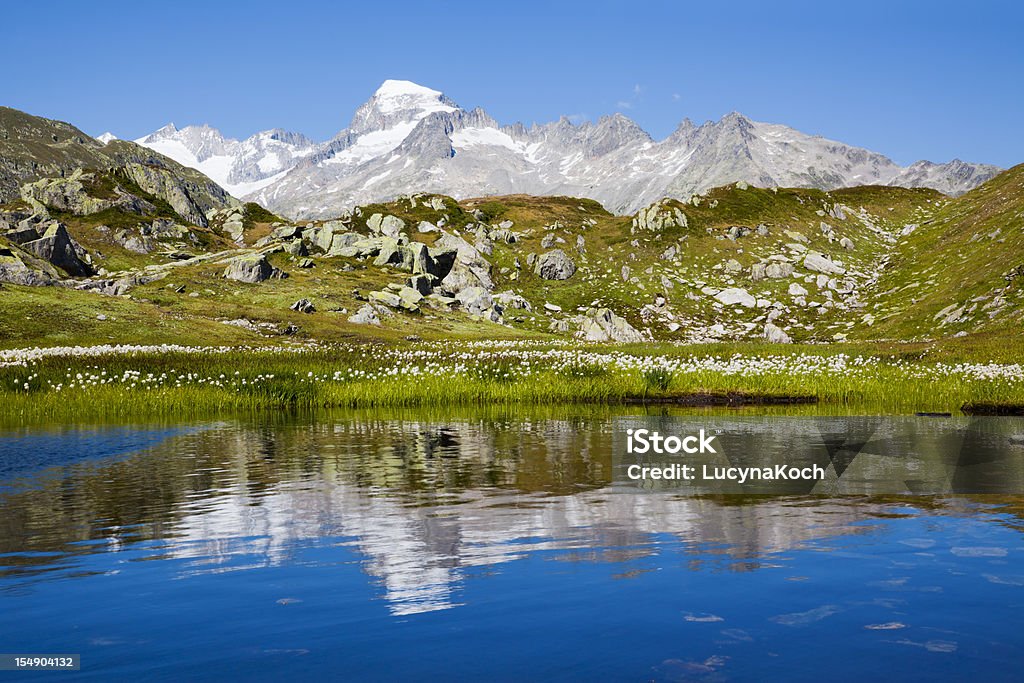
[[123, 80, 1001, 220]]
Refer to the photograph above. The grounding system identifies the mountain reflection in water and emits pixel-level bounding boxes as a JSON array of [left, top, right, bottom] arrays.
[[1, 409, 1022, 680]]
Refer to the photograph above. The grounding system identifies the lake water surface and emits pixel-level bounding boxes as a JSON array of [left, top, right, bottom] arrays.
[[1, 408, 1023, 681]]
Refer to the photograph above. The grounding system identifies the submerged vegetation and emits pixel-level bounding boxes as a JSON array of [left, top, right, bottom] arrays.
[[3, 340, 1024, 424]]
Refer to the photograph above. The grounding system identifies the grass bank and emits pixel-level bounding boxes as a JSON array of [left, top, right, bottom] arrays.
[[3, 340, 1024, 424]]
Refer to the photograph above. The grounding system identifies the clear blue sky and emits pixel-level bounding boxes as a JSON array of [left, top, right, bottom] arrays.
[[3, 0, 1021, 166]]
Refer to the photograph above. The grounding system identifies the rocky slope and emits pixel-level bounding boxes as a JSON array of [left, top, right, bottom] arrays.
[[4, 157, 1022, 349], [134, 80, 1002, 220], [0, 107, 238, 220]]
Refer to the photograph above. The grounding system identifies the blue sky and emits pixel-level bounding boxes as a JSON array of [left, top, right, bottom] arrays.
[[3, 0, 1021, 166]]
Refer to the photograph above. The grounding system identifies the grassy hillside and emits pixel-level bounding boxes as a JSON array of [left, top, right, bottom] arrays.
[[866, 163, 1024, 340]]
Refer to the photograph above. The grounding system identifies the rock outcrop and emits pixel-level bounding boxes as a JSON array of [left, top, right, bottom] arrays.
[[534, 249, 576, 280], [632, 199, 688, 233]]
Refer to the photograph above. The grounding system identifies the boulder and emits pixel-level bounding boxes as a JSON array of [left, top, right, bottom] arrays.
[[326, 232, 362, 255], [763, 323, 792, 343], [575, 308, 645, 343], [397, 286, 424, 311], [223, 254, 287, 283], [493, 291, 532, 312], [290, 298, 316, 314], [0, 247, 56, 286], [788, 283, 809, 297], [765, 262, 794, 279], [373, 238, 411, 269], [335, 237, 385, 259], [803, 251, 846, 275], [436, 232, 492, 291], [367, 213, 405, 238], [285, 240, 308, 257], [839, 237, 855, 250], [348, 304, 381, 325], [455, 286, 493, 316], [490, 228, 516, 244], [425, 245, 457, 280], [273, 225, 303, 240], [406, 242, 432, 275], [368, 290, 402, 308], [534, 249, 576, 280], [408, 274, 434, 295], [114, 229, 156, 254], [21, 223, 92, 276], [714, 288, 756, 308]]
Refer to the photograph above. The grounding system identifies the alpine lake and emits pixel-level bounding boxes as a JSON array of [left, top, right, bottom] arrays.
[[1, 405, 1023, 681]]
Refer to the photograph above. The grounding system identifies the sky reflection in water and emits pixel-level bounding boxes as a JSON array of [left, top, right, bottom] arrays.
[[0, 410, 1022, 681]]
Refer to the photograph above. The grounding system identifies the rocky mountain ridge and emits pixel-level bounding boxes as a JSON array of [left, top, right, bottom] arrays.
[[132, 80, 1003, 220]]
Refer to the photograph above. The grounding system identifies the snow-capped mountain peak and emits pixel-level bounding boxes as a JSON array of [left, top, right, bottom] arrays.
[[95, 132, 118, 144], [348, 79, 458, 135], [133, 79, 1002, 219], [135, 123, 316, 198]]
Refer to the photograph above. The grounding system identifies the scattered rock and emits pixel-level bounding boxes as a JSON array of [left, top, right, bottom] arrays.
[[290, 298, 316, 314], [408, 274, 434, 295], [789, 282, 809, 297], [803, 252, 846, 275], [714, 287, 756, 308]]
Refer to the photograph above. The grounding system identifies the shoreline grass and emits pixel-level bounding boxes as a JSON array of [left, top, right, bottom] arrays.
[[3, 341, 1024, 424]]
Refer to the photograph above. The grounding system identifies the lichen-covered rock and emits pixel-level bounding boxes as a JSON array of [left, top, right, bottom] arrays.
[[19, 170, 151, 216], [534, 249, 576, 280], [397, 286, 424, 311], [368, 290, 402, 308], [121, 162, 211, 227], [285, 239, 308, 257], [0, 246, 56, 286], [408, 274, 434, 295], [223, 253, 287, 283], [455, 286, 494, 317], [632, 199, 688, 233], [367, 213, 405, 238], [327, 233, 368, 258]]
